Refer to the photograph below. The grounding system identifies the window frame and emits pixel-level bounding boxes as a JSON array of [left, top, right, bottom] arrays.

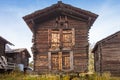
[[48, 28, 75, 51]]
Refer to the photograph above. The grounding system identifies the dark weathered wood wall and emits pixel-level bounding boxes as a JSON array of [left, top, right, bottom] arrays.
[[6, 51, 29, 68], [94, 32, 120, 76], [0, 40, 5, 56]]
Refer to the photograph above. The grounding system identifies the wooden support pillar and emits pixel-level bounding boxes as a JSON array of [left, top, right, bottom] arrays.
[[72, 28, 75, 46], [48, 52, 51, 71], [58, 52, 62, 70], [70, 51, 74, 70]]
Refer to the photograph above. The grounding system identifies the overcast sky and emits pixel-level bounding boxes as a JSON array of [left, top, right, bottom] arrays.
[[0, 0, 120, 61]]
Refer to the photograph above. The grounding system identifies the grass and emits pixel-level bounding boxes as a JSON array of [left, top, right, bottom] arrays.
[[0, 71, 120, 80]]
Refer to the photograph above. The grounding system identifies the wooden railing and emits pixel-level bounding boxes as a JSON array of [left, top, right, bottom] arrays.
[[7, 62, 16, 70], [0, 56, 16, 70]]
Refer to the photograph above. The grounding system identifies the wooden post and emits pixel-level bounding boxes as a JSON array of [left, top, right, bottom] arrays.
[[100, 43, 102, 75], [72, 28, 75, 46], [58, 52, 62, 70], [70, 51, 74, 70], [48, 29, 51, 49], [60, 29, 63, 50], [48, 52, 51, 71]]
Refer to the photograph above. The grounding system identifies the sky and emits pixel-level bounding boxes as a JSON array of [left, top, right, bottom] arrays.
[[0, 0, 120, 61]]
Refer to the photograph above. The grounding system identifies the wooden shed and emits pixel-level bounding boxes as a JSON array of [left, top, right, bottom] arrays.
[[0, 36, 14, 71], [23, 1, 98, 74], [92, 31, 120, 76], [6, 48, 31, 70], [0, 36, 13, 56]]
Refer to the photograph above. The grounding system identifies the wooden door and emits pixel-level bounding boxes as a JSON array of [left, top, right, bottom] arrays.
[[62, 52, 70, 70], [51, 52, 70, 70], [51, 52, 59, 70]]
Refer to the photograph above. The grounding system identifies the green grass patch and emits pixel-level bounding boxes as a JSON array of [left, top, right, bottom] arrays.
[[0, 71, 120, 80]]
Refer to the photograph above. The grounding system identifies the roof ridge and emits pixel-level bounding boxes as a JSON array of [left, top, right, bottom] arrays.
[[98, 31, 120, 44], [23, 1, 98, 32], [92, 31, 120, 52], [0, 36, 14, 45], [23, 1, 98, 20]]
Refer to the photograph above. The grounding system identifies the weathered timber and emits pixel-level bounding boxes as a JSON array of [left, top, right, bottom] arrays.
[[23, 1, 98, 74], [92, 31, 120, 76], [0, 36, 14, 70], [6, 48, 31, 69]]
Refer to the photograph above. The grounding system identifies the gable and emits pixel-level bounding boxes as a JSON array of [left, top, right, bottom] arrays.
[[92, 31, 120, 52], [23, 1, 98, 32]]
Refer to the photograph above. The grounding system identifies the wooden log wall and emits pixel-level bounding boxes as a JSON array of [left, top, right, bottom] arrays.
[[94, 45, 101, 73], [94, 33, 120, 76], [33, 16, 89, 73], [0, 41, 5, 56]]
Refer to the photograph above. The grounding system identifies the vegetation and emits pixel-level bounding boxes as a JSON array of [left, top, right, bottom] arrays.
[[0, 71, 120, 80], [0, 48, 119, 80], [88, 44, 95, 73], [29, 61, 34, 68], [1, 45, 119, 80], [88, 51, 94, 73]]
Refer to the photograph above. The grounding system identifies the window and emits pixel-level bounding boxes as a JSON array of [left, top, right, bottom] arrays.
[[63, 29, 73, 49], [51, 52, 59, 70], [62, 52, 70, 69], [51, 30, 60, 49], [48, 29, 75, 50]]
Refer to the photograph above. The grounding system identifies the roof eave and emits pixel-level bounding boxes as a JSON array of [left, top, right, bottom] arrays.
[[0, 36, 14, 46], [23, 1, 98, 32], [92, 43, 98, 53]]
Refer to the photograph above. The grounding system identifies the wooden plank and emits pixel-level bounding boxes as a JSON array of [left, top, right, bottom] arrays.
[[70, 51, 74, 70], [48, 52, 51, 70], [58, 52, 62, 70], [31, 13, 90, 73]]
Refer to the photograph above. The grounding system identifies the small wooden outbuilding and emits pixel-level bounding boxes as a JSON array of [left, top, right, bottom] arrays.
[[0, 36, 13, 56], [6, 48, 31, 70], [23, 1, 98, 74], [92, 31, 120, 76], [0, 36, 14, 71]]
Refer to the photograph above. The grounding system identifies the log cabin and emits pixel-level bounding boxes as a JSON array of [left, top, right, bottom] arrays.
[[0, 36, 13, 56], [92, 31, 120, 76], [23, 1, 98, 74], [6, 48, 31, 71], [0, 36, 14, 71]]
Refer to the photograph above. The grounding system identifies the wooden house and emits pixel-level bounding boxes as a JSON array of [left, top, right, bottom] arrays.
[[6, 48, 31, 70], [23, 1, 98, 74], [0, 36, 13, 56], [0, 36, 14, 71], [92, 31, 120, 76]]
